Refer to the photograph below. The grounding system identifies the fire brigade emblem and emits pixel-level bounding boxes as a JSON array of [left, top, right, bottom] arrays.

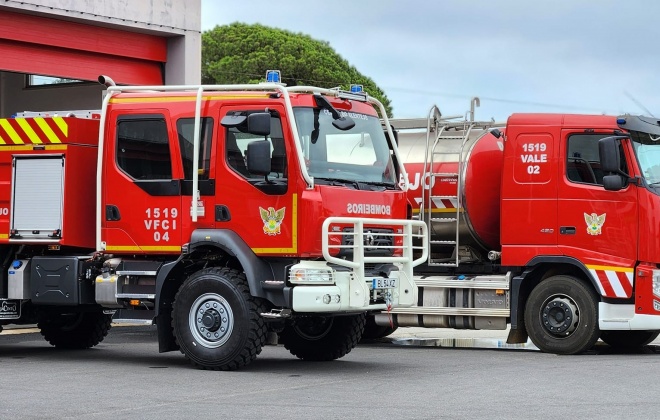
[[584, 212, 606, 235], [260, 207, 286, 235]]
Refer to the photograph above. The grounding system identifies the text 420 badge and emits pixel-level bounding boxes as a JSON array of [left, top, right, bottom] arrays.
[[0, 300, 20, 319]]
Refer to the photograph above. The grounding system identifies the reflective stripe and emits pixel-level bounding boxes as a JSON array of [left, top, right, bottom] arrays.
[[587, 265, 634, 298], [0, 119, 23, 144], [105, 245, 181, 252], [0, 117, 68, 144], [34, 117, 62, 143], [52, 117, 68, 137], [15, 118, 42, 144]]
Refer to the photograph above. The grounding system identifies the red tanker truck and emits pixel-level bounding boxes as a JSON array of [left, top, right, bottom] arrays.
[[367, 103, 660, 355]]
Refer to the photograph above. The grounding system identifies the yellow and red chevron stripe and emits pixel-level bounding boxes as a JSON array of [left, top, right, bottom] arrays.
[[587, 264, 634, 298], [0, 117, 68, 144]]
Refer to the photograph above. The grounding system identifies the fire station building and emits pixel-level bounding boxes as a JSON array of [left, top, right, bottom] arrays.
[[0, 0, 201, 118]]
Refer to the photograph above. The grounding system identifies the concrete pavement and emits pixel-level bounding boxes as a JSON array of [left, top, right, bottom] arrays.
[[4, 323, 660, 349]]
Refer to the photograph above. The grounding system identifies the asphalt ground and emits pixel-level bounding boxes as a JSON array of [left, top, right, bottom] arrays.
[[2, 324, 660, 419]]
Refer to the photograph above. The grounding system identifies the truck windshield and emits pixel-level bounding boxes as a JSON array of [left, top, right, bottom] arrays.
[[293, 107, 397, 187], [630, 130, 660, 185]]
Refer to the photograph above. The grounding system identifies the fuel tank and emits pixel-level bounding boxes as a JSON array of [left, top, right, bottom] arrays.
[[396, 126, 505, 255]]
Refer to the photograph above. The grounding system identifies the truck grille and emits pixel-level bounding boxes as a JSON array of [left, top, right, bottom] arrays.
[[340, 228, 394, 257]]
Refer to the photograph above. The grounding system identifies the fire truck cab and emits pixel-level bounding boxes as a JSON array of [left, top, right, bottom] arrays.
[[0, 74, 427, 370]]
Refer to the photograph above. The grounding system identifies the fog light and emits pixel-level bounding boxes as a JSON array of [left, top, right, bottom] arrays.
[[323, 294, 331, 304]]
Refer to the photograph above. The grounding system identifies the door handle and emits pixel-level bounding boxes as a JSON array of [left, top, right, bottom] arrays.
[[560, 226, 576, 235], [215, 205, 231, 222], [105, 205, 121, 221]]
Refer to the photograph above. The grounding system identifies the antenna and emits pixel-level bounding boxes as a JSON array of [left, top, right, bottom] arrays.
[[624, 91, 655, 117]]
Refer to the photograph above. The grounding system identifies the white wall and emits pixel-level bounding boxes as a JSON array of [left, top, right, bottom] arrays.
[[0, 0, 200, 38]]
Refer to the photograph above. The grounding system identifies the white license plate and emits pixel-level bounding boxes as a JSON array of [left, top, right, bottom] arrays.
[[372, 278, 397, 289]]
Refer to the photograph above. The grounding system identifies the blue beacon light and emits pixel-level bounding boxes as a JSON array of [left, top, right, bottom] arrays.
[[350, 84, 363, 93], [266, 70, 281, 83], [617, 118, 626, 125]]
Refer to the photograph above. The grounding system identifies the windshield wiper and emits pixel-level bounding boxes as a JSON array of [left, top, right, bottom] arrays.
[[314, 177, 360, 189], [314, 177, 396, 191], [357, 181, 396, 190]]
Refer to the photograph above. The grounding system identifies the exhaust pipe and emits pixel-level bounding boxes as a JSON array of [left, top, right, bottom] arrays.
[[98, 75, 116, 87]]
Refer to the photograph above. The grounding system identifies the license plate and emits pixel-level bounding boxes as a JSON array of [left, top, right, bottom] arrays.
[[372, 278, 397, 289], [0, 299, 21, 319]]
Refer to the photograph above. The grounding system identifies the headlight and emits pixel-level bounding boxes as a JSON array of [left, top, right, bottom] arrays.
[[289, 267, 335, 284], [653, 270, 660, 298]]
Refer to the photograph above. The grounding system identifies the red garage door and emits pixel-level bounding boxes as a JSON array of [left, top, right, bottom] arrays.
[[0, 11, 166, 85]]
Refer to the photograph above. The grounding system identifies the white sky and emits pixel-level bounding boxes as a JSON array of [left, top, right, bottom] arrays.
[[201, 0, 660, 121]]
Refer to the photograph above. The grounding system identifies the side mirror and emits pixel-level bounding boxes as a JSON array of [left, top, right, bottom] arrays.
[[598, 135, 626, 173], [602, 174, 626, 191], [313, 94, 355, 131], [247, 113, 271, 136], [332, 117, 355, 131], [220, 114, 247, 127], [246, 140, 271, 176]]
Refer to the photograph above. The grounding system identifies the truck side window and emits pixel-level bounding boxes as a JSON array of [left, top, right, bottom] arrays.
[[116, 117, 172, 180], [225, 112, 287, 181], [176, 118, 213, 180], [566, 134, 627, 185]]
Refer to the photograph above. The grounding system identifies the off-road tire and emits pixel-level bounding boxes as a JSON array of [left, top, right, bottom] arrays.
[[171, 267, 267, 370], [279, 313, 366, 361], [38, 311, 112, 349], [524, 275, 600, 355], [361, 315, 398, 340], [600, 330, 660, 348]]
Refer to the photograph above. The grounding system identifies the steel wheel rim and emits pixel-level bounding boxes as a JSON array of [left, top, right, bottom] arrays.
[[189, 293, 234, 348], [540, 293, 579, 338]]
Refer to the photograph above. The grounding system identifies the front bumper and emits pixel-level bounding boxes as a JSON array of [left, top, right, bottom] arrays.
[[291, 266, 413, 312], [291, 217, 428, 313]]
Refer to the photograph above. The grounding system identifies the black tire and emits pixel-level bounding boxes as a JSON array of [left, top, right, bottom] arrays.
[[171, 267, 267, 370], [524, 275, 600, 355], [361, 314, 398, 340], [38, 311, 112, 349], [279, 314, 366, 361], [600, 330, 660, 348]]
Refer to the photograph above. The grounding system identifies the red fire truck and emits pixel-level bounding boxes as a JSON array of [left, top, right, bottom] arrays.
[[367, 102, 660, 354], [0, 73, 427, 370]]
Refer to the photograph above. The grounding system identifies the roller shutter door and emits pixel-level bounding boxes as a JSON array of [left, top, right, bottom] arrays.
[[12, 156, 64, 238], [0, 10, 166, 85]]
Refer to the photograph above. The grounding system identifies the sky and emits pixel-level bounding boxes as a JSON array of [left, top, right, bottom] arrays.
[[201, 0, 660, 122]]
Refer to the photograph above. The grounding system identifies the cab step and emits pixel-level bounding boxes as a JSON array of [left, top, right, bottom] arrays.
[[112, 308, 155, 325], [261, 309, 292, 319]]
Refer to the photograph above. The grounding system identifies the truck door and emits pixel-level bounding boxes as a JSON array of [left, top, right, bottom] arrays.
[[175, 116, 216, 236], [102, 111, 182, 253], [501, 131, 558, 249], [557, 131, 637, 297], [217, 106, 296, 254]]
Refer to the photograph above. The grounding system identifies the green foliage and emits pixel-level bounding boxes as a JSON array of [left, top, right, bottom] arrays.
[[202, 23, 393, 116]]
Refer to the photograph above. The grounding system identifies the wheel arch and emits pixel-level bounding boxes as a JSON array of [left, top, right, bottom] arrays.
[[186, 229, 275, 299], [510, 256, 600, 332], [154, 229, 275, 353]]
